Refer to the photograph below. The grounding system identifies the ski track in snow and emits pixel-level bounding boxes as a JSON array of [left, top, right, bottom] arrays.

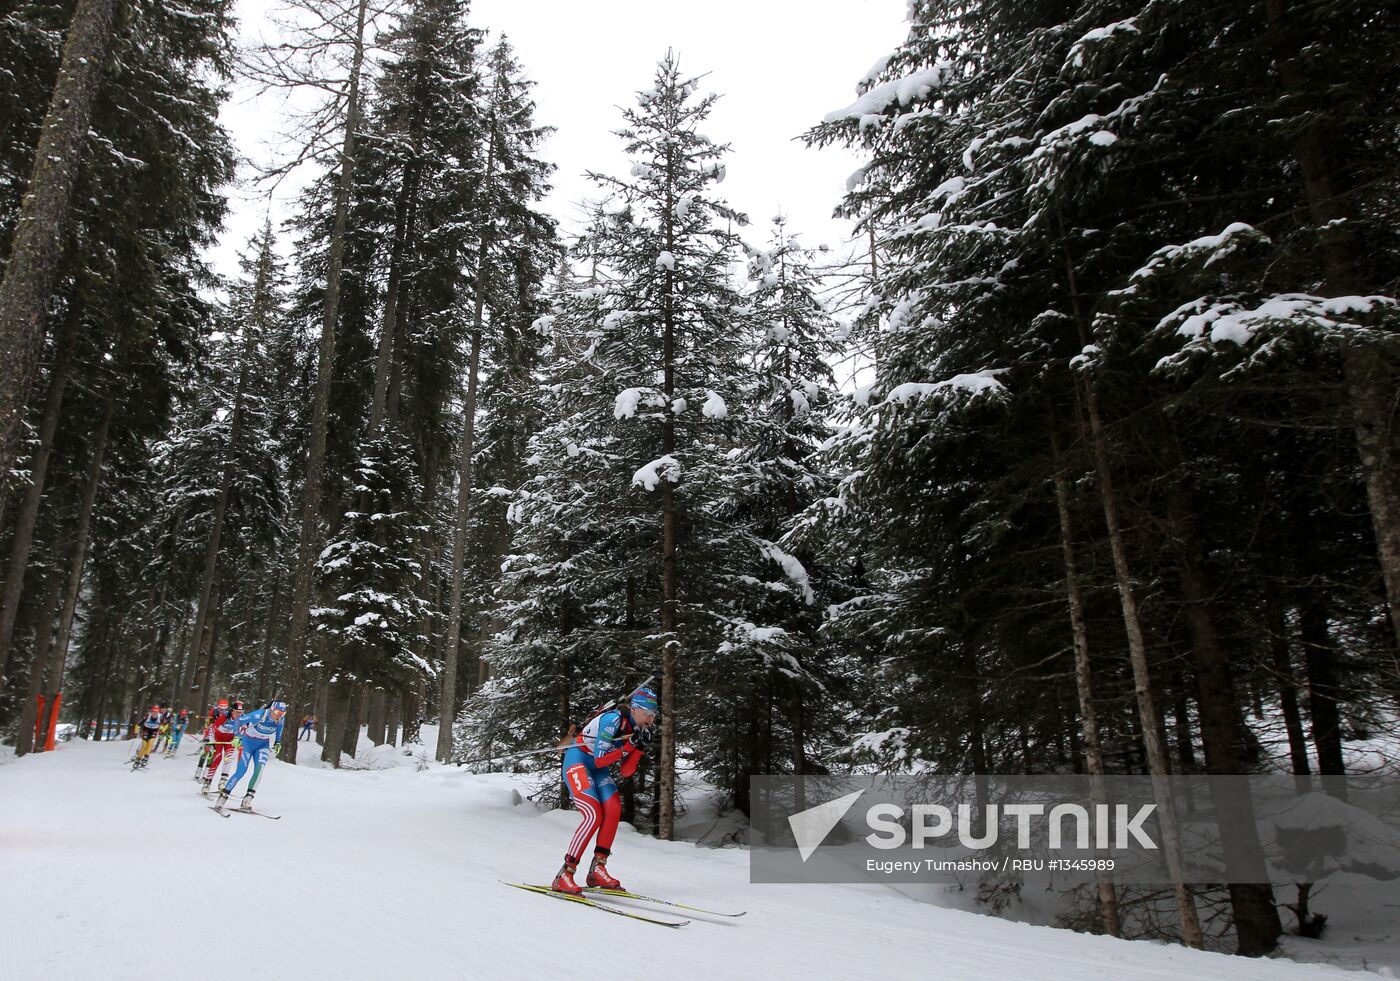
[[0, 738, 1360, 980]]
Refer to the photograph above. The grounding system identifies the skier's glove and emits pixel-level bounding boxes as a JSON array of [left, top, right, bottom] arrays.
[[273, 742, 281, 755], [619, 745, 643, 778], [628, 727, 653, 748]]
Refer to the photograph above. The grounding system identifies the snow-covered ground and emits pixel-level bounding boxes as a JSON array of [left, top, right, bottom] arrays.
[[0, 734, 1385, 980]]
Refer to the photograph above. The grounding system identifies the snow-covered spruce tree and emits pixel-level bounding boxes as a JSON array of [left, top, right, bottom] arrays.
[[434, 34, 558, 762], [1, 0, 234, 730], [315, 0, 488, 759], [313, 432, 429, 753], [684, 218, 849, 814], [797, 0, 1400, 952], [467, 55, 749, 837]]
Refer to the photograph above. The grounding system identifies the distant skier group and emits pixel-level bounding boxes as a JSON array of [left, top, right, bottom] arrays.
[[125, 680, 655, 854], [130, 704, 190, 767], [129, 696, 287, 814]]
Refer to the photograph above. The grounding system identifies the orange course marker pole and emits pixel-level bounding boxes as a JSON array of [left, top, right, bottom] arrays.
[[42, 692, 62, 751]]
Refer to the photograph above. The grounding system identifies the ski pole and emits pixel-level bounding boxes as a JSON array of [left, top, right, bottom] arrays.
[[453, 741, 572, 767]]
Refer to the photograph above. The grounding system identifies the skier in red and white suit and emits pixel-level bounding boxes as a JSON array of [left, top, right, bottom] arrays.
[[551, 686, 657, 895], [201, 699, 243, 793]]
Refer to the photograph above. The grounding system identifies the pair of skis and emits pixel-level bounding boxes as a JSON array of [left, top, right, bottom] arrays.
[[502, 882, 744, 928], [208, 805, 281, 820]]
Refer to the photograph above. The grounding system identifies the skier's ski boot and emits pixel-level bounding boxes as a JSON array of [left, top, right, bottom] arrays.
[[551, 864, 583, 895], [199, 777, 212, 795], [214, 788, 231, 813], [586, 854, 622, 891], [240, 791, 255, 813]]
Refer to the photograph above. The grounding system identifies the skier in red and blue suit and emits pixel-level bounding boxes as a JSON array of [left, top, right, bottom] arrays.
[[201, 699, 243, 792], [552, 686, 658, 895], [214, 700, 287, 813]]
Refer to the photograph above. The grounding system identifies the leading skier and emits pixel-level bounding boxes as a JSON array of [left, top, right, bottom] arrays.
[[551, 686, 657, 895], [214, 700, 287, 813]]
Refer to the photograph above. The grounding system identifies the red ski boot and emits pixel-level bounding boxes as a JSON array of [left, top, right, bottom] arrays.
[[586, 856, 622, 890], [551, 864, 583, 895]]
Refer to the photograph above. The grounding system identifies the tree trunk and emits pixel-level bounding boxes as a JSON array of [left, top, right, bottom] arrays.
[[1266, 0, 1400, 656], [184, 312, 262, 722], [342, 681, 363, 759], [657, 134, 680, 842], [367, 686, 386, 746], [0, 305, 82, 688], [42, 399, 112, 723], [1060, 220, 1203, 947], [0, 0, 118, 518], [255, 571, 282, 704], [321, 675, 352, 767], [280, 0, 370, 765], [1171, 671, 1196, 773], [191, 576, 221, 718], [1049, 427, 1120, 938], [14, 569, 64, 756], [314, 673, 328, 746], [385, 689, 399, 747], [368, 163, 418, 434], [1168, 483, 1281, 955], [1299, 599, 1347, 797], [403, 687, 420, 746], [1270, 601, 1312, 777], [437, 322, 483, 763], [195, 591, 223, 714], [436, 126, 496, 763]]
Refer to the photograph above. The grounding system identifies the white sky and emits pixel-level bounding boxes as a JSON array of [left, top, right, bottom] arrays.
[[209, 0, 909, 278]]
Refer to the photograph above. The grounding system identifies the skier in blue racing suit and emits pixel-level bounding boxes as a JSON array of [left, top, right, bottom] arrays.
[[214, 700, 287, 813]]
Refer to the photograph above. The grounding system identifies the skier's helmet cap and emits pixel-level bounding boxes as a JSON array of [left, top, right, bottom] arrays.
[[269, 700, 288, 716], [230, 700, 244, 711], [629, 687, 659, 715], [217, 699, 229, 708]]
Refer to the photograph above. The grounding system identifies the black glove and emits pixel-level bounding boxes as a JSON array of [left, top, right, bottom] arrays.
[[629, 726, 654, 748]]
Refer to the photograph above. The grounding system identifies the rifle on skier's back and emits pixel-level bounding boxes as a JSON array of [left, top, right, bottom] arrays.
[[453, 673, 657, 768]]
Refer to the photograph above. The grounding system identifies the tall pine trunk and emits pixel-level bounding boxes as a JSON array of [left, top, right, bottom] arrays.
[[43, 399, 112, 726], [0, 0, 118, 518], [0, 306, 81, 689], [14, 569, 64, 756], [1266, 0, 1400, 656], [280, 0, 370, 764], [1049, 424, 1120, 938], [1299, 598, 1347, 798], [436, 128, 495, 763], [184, 319, 259, 721], [657, 133, 680, 841], [1167, 482, 1281, 955], [1269, 601, 1312, 777], [1059, 219, 1203, 947]]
